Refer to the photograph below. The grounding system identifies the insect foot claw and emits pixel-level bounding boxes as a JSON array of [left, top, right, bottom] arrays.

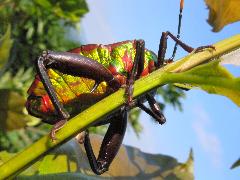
[[194, 45, 216, 53], [96, 161, 108, 175], [123, 99, 137, 112], [157, 114, 166, 125], [50, 129, 58, 142], [90, 81, 100, 93], [50, 119, 67, 142], [75, 131, 87, 144]]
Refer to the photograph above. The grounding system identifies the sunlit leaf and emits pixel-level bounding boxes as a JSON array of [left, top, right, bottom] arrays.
[[53, 1, 89, 22], [0, 25, 13, 69], [34, 0, 52, 9], [205, 0, 240, 32], [0, 0, 88, 71], [179, 59, 240, 106], [0, 68, 34, 96], [0, 90, 39, 131]]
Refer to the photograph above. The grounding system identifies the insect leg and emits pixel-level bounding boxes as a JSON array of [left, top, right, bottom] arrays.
[[50, 120, 68, 141], [90, 81, 100, 93], [84, 109, 127, 175], [137, 93, 166, 125], [157, 31, 194, 67], [38, 50, 121, 92], [37, 55, 70, 119], [135, 40, 145, 79], [125, 40, 145, 106], [37, 55, 70, 140], [157, 31, 215, 67]]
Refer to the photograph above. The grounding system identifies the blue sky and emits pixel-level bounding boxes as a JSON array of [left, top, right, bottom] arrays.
[[78, 0, 240, 179]]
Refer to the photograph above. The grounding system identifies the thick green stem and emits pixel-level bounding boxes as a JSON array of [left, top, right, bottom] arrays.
[[0, 34, 240, 179]]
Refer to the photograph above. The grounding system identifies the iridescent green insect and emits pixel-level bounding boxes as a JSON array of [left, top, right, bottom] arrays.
[[26, 0, 213, 175], [26, 40, 157, 122]]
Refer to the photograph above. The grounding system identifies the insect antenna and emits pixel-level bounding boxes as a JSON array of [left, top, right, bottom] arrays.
[[170, 0, 184, 60]]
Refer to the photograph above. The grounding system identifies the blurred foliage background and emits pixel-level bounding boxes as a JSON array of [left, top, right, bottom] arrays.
[[0, 0, 185, 154]]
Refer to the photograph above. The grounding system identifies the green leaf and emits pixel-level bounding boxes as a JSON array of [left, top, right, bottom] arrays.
[[34, 0, 52, 9], [52, 1, 89, 22], [0, 25, 13, 69], [0, 68, 34, 96], [157, 84, 186, 111], [37, 142, 79, 175], [0, 90, 39, 131], [176, 59, 240, 106], [0, 0, 88, 71], [128, 108, 142, 136]]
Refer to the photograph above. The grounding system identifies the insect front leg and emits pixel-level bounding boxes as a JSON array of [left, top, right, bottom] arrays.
[[36, 51, 121, 140], [157, 31, 194, 67], [37, 55, 70, 140], [157, 31, 215, 67], [84, 109, 127, 175], [125, 39, 145, 107]]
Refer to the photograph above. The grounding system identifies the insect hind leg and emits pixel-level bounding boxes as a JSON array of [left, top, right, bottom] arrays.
[[84, 109, 127, 175]]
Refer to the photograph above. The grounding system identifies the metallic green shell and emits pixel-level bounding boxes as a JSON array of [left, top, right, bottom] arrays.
[[27, 40, 158, 119], [78, 40, 157, 76]]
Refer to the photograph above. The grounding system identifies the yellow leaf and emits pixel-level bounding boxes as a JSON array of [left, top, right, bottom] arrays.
[[0, 90, 39, 131], [0, 25, 13, 68], [205, 0, 240, 32]]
